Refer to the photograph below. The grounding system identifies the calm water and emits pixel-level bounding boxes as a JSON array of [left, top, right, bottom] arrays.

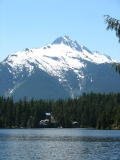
[[0, 129, 120, 160]]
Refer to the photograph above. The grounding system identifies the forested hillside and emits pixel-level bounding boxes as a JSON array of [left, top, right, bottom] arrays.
[[0, 93, 120, 129]]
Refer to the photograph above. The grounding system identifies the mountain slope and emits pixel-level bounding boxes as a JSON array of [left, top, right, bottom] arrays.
[[0, 36, 120, 100]]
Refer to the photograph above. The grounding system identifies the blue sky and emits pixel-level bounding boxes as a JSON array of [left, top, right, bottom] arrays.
[[0, 0, 120, 61]]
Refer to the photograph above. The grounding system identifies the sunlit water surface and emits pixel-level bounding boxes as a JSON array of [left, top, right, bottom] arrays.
[[0, 128, 120, 160]]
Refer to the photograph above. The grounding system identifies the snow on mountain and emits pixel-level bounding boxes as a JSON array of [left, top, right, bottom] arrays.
[[2, 36, 113, 79], [0, 36, 119, 100]]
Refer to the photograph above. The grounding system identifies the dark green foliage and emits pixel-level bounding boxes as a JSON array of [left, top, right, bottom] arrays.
[[104, 15, 120, 73], [0, 93, 120, 129], [112, 63, 120, 74], [104, 15, 120, 42]]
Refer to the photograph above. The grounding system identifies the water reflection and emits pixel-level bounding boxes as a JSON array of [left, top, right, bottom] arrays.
[[0, 129, 120, 160]]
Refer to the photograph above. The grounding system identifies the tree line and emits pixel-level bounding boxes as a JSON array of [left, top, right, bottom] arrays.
[[0, 93, 120, 129]]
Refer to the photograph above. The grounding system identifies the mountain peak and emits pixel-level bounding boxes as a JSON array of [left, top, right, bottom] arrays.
[[52, 36, 82, 51], [52, 36, 71, 44]]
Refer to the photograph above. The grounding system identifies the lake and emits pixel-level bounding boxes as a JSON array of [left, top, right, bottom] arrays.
[[0, 128, 120, 160]]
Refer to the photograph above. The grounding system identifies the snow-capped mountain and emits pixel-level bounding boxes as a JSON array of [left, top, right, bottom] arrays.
[[0, 36, 120, 100]]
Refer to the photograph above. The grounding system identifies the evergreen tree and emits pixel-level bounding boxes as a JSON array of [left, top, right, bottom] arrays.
[[104, 15, 120, 72], [0, 93, 120, 129]]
